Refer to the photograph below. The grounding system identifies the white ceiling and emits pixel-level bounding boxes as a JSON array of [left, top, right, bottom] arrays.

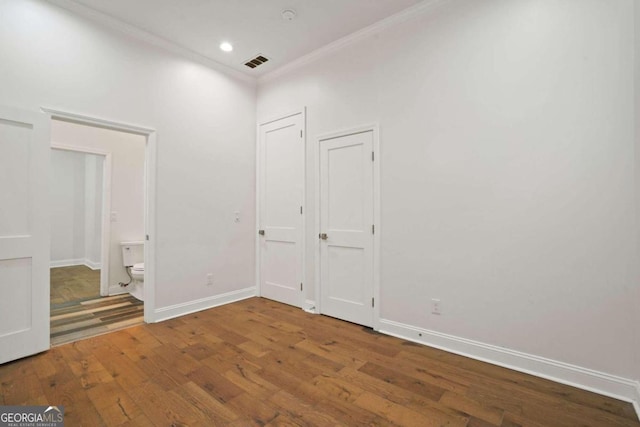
[[67, 0, 422, 77]]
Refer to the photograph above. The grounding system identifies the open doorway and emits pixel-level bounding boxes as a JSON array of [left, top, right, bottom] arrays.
[[50, 148, 106, 299], [48, 116, 150, 345]]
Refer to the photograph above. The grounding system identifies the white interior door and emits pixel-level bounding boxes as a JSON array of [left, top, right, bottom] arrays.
[[258, 113, 304, 307], [0, 106, 50, 363], [319, 130, 374, 327]]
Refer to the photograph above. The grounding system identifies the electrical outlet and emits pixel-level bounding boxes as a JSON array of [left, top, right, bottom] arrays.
[[206, 273, 213, 286], [234, 211, 240, 223], [431, 298, 442, 315]]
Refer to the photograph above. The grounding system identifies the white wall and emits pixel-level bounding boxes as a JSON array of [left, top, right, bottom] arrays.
[[50, 149, 104, 269], [0, 0, 256, 313], [52, 121, 144, 293], [258, 0, 639, 393], [50, 149, 87, 264]]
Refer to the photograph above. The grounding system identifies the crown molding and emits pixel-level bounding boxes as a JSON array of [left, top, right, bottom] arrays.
[[259, 0, 452, 84], [44, 0, 256, 85]]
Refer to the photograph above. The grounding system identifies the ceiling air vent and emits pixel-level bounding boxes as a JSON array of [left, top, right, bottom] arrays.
[[244, 54, 269, 69]]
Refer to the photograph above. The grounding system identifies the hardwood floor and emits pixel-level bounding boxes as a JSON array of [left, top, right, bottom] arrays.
[[51, 265, 101, 304], [50, 265, 144, 346], [51, 294, 144, 347], [2, 297, 638, 426]]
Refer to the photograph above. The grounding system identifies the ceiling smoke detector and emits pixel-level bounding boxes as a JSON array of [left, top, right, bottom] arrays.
[[281, 9, 296, 21]]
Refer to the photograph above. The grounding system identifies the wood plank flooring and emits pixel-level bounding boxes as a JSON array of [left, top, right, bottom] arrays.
[[51, 265, 101, 304], [51, 294, 144, 347], [2, 297, 638, 426], [50, 265, 144, 346]]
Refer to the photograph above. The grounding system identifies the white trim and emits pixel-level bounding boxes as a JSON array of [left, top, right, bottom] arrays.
[[154, 287, 257, 322], [44, 108, 158, 324], [371, 125, 381, 331], [144, 131, 157, 322], [301, 108, 307, 308], [43, 0, 255, 85], [260, 0, 452, 83], [107, 284, 127, 296], [303, 299, 317, 314], [51, 143, 112, 297], [256, 108, 307, 309], [50, 259, 85, 268], [379, 318, 640, 415], [314, 124, 381, 329], [49, 259, 101, 269], [84, 259, 101, 270], [633, 383, 640, 418], [43, 108, 155, 135]]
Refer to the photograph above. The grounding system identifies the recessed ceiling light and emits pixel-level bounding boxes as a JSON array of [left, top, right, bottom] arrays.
[[220, 42, 233, 52]]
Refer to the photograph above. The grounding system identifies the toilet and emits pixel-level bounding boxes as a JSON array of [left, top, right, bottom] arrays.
[[120, 241, 144, 301]]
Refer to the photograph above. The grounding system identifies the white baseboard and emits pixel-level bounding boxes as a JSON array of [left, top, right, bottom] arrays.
[[303, 299, 317, 313], [108, 285, 127, 296], [154, 287, 257, 322], [50, 258, 85, 268], [50, 258, 101, 270], [378, 318, 640, 416], [84, 259, 101, 270]]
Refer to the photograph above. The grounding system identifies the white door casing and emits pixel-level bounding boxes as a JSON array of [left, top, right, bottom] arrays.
[[257, 112, 305, 308], [319, 129, 376, 327], [50, 144, 112, 297], [43, 108, 157, 324], [0, 106, 50, 363]]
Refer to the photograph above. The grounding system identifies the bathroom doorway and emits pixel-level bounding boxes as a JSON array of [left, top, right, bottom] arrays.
[[50, 148, 106, 302], [48, 116, 150, 345]]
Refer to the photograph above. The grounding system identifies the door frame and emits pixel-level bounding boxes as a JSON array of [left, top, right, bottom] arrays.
[[314, 123, 381, 330], [42, 108, 158, 323], [50, 144, 112, 297], [255, 108, 307, 307]]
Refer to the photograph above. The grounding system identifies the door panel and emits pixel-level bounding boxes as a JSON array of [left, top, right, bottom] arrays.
[[0, 107, 50, 364], [0, 118, 31, 235], [327, 246, 365, 304], [320, 131, 374, 327], [0, 258, 33, 336], [258, 114, 304, 307]]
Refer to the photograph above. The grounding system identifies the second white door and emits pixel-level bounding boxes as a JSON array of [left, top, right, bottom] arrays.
[[319, 130, 374, 327], [258, 113, 304, 307]]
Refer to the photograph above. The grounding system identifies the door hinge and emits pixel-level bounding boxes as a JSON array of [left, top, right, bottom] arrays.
[[372, 151, 374, 161], [300, 130, 303, 138], [300, 206, 303, 214], [146, 234, 149, 241], [372, 224, 375, 234], [300, 283, 303, 291], [372, 297, 375, 308]]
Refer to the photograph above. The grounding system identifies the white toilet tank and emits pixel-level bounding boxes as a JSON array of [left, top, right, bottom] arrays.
[[120, 241, 144, 267]]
